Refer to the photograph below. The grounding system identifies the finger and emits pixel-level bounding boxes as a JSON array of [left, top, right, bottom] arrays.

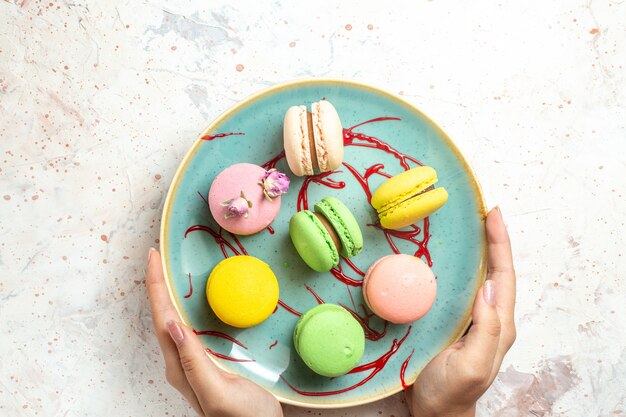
[[145, 249, 186, 367], [145, 249, 204, 415], [458, 280, 501, 386], [486, 207, 516, 327], [486, 208, 517, 379], [167, 320, 222, 415]]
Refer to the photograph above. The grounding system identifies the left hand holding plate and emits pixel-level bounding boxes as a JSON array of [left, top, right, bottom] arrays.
[[145, 248, 284, 417]]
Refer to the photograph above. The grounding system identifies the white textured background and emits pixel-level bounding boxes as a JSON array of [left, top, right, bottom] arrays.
[[1, 1, 625, 416]]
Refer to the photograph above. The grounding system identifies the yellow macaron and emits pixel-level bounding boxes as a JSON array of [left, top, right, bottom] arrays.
[[206, 256, 279, 328], [371, 166, 448, 229]]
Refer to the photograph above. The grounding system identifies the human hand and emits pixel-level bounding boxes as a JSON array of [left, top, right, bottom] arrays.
[[406, 207, 517, 417], [145, 249, 283, 417]]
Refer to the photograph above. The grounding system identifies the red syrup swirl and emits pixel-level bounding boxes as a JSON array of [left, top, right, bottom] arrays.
[[193, 329, 248, 349], [201, 132, 244, 141], [341, 162, 388, 203], [280, 326, 411, 396], [296, 171, 345, 211], [368, 218, 432, 267], [277, 300, 302, 317], [400, 349, 415, 389], [330, 263, 363, 287], [261, 150, 285, 170], [343, 117, 422, 170], [340, 303, 388, 342], [183, 272, 193, 299], [342, 257, 365, 277], [194, 329, 253, 362], [205, 347, 255, 363], [185, 224, 247, 257], [304, 285, 325, 304]]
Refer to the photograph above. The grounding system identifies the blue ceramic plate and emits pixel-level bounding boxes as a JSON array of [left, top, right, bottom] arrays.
[[160, 79, 487, 408]]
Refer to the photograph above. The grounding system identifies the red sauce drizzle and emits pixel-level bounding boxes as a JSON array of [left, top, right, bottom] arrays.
[[185, 224, 242, 258], [343, 117, 422, 170], [201, 132, 244, 141], [183, 272, 193, 299], [304, 285, 325, 304], [368, 218, 432, 266], [340, 303, 388, 342], [330, 263, 363, 287], [228, 230, 249, 255], [400, 349, 415, 389], [297, 171, 345, 211], [205, 347, 255, 362], [193, 329, 248, 349], [342, 257, 366, 277], [341, 162, 386, 203], [280, 326, 411, 396], [266, 225, 275, 234], [197, 191, 210, 208], [277, 299, 302, 317], [261, 150, 285, 170], [269, 340, 278, 350]]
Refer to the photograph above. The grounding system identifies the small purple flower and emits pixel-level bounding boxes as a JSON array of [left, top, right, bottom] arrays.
[[221, 191, 252, 219], [259, 169, 290, 201]]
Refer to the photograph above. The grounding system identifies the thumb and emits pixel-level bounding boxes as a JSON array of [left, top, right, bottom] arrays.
[[166, 321, 222, 401], [457, 280, 501, 384]]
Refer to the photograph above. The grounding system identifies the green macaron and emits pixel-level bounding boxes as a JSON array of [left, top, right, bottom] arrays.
[[314, 197, 363, 258], [289, 210, 339, 272], [289, 197, 363, 272], [294, 304, 365, 377]]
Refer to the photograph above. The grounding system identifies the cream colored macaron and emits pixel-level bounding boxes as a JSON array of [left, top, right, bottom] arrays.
[[283, 100, 344, 176]]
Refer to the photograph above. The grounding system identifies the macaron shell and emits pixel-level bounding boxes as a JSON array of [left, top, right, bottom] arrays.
[[379, 187, 448, 230], [314, 197, 363, 258], [283, 105, 313, 176], [294, 304, 365, 377], [206, 256, 279, 328], [311, 100, 343, 172], [363, 254, 437, 324], [371, 166, 438, 213], [208, 163, 281, 235], [289, 210, 339, 272]]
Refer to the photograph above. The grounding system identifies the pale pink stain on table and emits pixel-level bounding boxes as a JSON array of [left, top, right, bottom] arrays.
[[490, 356, 581, 417]]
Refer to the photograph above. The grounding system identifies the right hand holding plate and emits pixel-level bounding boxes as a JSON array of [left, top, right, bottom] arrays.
[[405, 207, 517, 417]]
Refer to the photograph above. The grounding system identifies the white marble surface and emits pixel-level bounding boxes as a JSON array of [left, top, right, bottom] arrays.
[[1, 0, 625, 416]]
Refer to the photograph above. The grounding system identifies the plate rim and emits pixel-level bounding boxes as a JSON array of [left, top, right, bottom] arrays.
[[159, 78, 488, 408]]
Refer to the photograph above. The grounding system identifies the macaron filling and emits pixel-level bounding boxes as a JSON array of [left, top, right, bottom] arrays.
[[376, 180, 436, 215], [313, 212, 342, 254], [307, 211, 340, 266], [311, 101, 329, 172], [306, 110, 320, 172], [296, 106, 314, 175], [314, 198, 363, 258]]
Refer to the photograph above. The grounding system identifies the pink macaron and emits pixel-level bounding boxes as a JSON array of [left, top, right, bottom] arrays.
[[283, 100, 344, 176], [208, 163, 289, 235], [363, 254, 437, 324]]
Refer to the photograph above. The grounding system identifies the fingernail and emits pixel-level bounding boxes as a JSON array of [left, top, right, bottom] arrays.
[[495, 206, 502, 218], [147, 247, 156, 264], [483, 280, 496, 306], [167, 320, 184, 346]]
